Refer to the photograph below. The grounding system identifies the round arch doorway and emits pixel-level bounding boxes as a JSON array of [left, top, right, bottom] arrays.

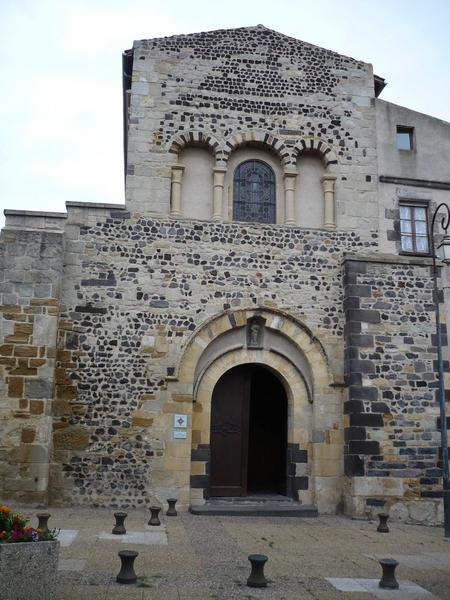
[[209, 364, 287, 497]]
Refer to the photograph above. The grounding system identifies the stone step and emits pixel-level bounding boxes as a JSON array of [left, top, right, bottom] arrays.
[[189, 502, 318, 517], [206, 494, 295, 504]]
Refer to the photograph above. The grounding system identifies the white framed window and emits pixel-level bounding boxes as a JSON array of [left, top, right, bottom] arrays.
[[399, 204, 429, 253]]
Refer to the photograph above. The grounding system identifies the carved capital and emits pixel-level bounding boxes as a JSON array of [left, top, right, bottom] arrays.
[[320, 174, 337, 194], [213, 166, 227, 188], [171, 164, 185, 183]]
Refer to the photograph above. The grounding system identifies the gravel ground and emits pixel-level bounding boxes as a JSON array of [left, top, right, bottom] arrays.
[[14, 506, 450, 599]]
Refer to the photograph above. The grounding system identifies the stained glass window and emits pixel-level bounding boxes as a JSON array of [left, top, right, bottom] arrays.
[[233, 160, 276, 224]]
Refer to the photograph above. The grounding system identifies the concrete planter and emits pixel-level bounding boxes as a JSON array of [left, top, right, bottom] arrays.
[[0, 540, 59, 600]]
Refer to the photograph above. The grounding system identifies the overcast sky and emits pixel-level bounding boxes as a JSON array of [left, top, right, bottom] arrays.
[[1, 0, 449, 228]]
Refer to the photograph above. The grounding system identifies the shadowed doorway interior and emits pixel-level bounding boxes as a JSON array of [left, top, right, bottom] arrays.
[[209, 364, 287, 497]]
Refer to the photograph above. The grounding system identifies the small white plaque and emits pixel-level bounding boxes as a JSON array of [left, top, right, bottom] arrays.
[[173, 414, 188, 428], [173, 430, 187, 439]]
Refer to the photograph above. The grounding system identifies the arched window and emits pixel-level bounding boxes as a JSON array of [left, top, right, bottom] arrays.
[[233, 160, 276, 224]]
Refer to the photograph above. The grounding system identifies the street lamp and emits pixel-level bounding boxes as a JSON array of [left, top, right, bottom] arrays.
[[430, 202, 450, 538]]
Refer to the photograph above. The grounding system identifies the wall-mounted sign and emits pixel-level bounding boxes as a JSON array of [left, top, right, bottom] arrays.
[[173, 430, 187, 439], [173, 414, 188, 428]]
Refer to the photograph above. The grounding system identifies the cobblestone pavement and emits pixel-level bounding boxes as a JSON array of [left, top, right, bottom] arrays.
[[19, 507, 450, 599]]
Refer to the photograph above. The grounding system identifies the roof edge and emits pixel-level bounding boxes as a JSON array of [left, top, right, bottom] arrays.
[[133, 24, 369, 66]]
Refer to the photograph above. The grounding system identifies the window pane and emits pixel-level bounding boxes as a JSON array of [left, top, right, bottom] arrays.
[[400, 206, 411, 219], [400, 219, 412, 233], [416, 236, 429, 253], [399, 203, 428, 254], [401, 235, 413, 251], [415, 220, 427, 234], [396, 126, 414, 151], [397, 132, 412, 150]]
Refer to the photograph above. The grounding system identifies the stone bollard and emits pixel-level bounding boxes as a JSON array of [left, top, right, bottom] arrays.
[[36, 513, 51, 533], [148, 506, 161, 526], [247, 554, 268, 588], [166, 498, 178, 517], [117, 550, 138, 584], [379, 558, 399, 589], [377, 513, 389, 533], [112, 512, 127, 535]]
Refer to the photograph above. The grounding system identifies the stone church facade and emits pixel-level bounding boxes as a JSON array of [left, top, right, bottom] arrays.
[[1, 26, 450, 524]]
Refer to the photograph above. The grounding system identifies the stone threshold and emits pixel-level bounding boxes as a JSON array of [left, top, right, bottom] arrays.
[[190, 496, 318, 517]]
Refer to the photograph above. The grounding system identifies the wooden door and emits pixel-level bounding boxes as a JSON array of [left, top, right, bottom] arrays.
[[210, 366, 250, 496]]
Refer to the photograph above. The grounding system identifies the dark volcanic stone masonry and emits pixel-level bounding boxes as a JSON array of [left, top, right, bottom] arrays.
[[126, 25, 379, 228], [344, 257, 447, 515], [1, 26, 448, 525], [54, 214, 377, 506], [144, 26, 362, 153]]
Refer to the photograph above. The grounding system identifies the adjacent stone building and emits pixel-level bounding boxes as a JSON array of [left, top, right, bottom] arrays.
[[1, 26, 450, 524]]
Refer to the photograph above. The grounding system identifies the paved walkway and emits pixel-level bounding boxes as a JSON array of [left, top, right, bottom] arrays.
[[21, 507, 450, 599]]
